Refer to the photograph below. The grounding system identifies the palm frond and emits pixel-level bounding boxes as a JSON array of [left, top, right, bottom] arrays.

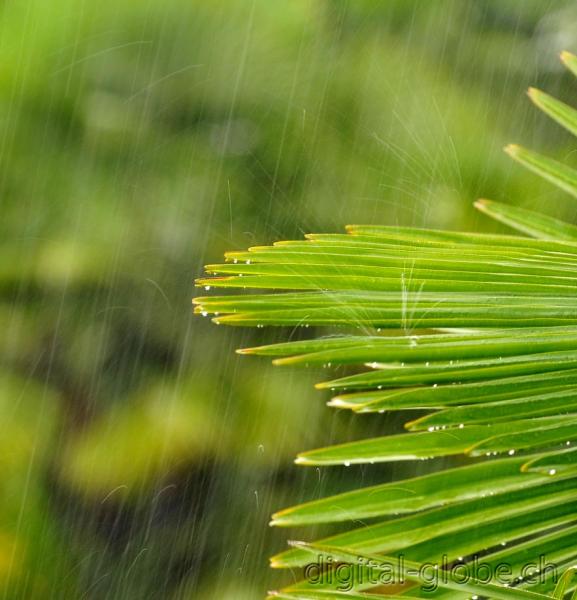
[[195, 51, 577, 597]]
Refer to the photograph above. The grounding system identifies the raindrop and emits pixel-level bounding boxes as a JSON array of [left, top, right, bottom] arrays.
[[508, 449, 515, 456]]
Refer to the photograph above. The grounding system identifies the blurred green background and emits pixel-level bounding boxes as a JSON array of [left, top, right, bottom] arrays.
[[3, 1, 577, 597]]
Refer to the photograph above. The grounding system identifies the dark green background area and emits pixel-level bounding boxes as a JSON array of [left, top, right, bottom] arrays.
[[1, 1, 576, 597]]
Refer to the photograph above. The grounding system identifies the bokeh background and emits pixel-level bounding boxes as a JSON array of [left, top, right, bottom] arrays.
[[3, 1, 577, 597]]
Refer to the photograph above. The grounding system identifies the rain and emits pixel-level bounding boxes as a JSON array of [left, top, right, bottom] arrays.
[[2, 1, 577, 598]]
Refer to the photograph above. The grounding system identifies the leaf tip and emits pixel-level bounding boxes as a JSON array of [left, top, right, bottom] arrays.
[[270, 508, 293, 527], [474, 198, 492, 213], [223, 251, 241, 261], [403, 417, 422, 431], [504, 143, 520, 156], [272, 357, 294, 366], [269, 555, 282, 568], [327, 396, 350, 408], [527, 86, 541, 103]]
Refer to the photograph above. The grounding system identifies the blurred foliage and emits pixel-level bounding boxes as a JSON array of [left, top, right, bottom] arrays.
[[2, 0, 577, 597]]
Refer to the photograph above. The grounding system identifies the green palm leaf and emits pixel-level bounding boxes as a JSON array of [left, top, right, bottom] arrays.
[[195, 51, 577, 598], [475, 199, 577, 241]]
